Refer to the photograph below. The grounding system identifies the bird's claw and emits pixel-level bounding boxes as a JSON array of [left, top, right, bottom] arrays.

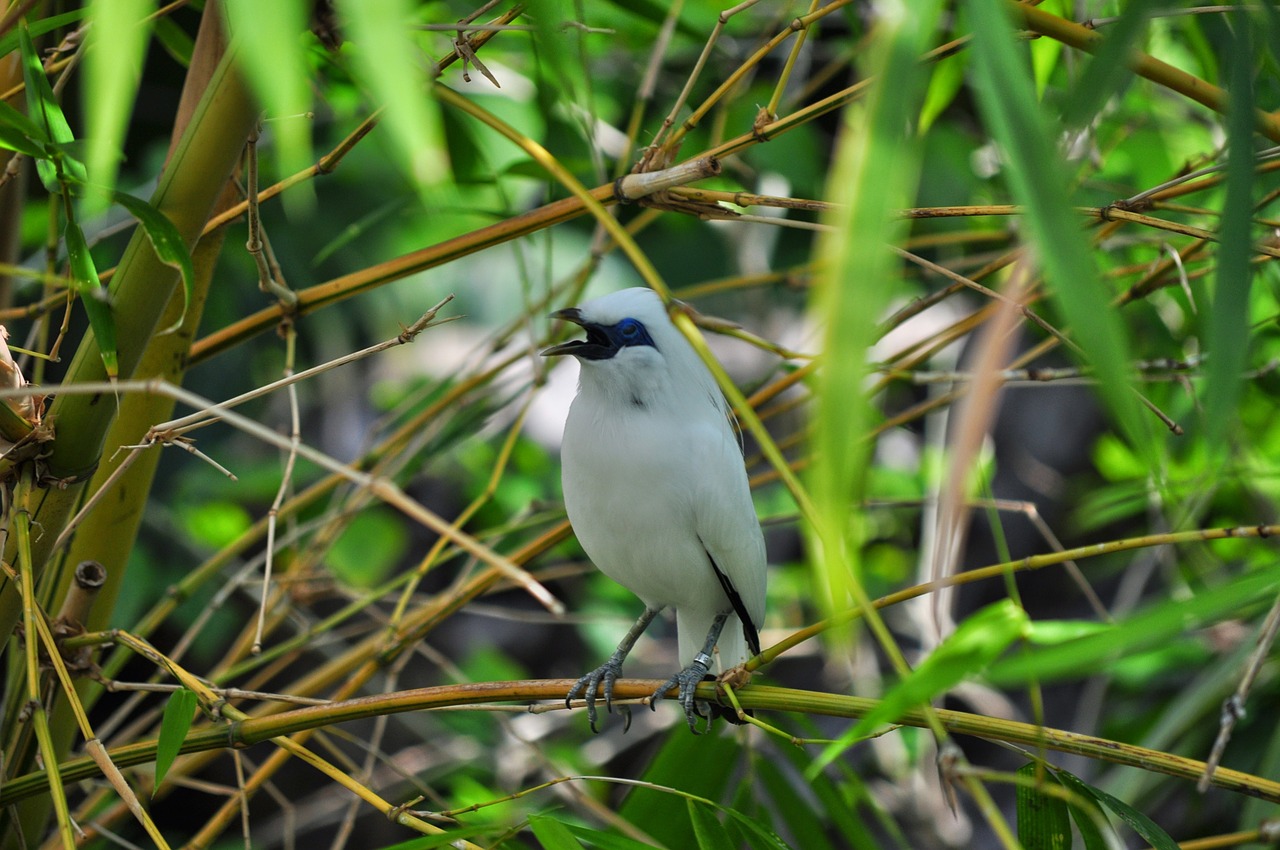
[[566, 659, 625, 732], [651, 655, 714, 733]]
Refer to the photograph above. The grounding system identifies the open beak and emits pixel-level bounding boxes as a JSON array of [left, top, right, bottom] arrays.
[[542, 308, 592, 357]]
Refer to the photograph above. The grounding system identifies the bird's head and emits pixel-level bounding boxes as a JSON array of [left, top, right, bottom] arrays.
[[542, 288, 667, 361], [542, 288, 723, 412]]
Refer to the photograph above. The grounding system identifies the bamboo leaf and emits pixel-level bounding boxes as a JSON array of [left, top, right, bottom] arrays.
[[1051, 769, 1113, 850], [1061, 0, 1161, 129], [965, 0, 1150, 456], [527, 814, 586, 850], [809, 0, 943, 623], [755, 755, 835, 850], [1070, 812, 1111, 850], [63, 218, 118, 379], [221, 0, 313, 187], [1015, 763, 1071, 850], [0, 100, 47, 157], [84, 0, 154, 210], [16, 23, 88, 185], [989, 568, 1280, 685], [335, 0, 448, 195], [687, 800, 735, 850], [111, 191, 196, 333], [17, 23, 72, 192], [778, 743, 884, 850], [0, 10, 87, 61], [378, 828, 491, 849], [813, 600, 1028, 773], [154, 688, 198, 791], [599, 0, 699, 38], [1054, 768, 1178, 850], [620, 732, 737, 848], [1202, 11, 1256, 447], [710, 802, 791, 850], [919, 51, 966, 133], [152, 15, 195, 67], [562, 824, 658, 850]]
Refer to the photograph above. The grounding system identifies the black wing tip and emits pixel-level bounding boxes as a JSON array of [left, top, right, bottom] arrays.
[[743, 619, 762, 658], [703, 547, 763, 658]]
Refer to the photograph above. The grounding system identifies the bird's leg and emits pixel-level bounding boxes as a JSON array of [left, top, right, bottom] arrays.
[[651, 612, 730, 733], [567, 606, 661, 732]]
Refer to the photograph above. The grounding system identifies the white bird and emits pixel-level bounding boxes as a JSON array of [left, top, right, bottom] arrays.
[[543, 287, 767, 732]]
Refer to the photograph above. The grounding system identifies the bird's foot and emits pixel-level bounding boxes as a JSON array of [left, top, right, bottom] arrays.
[[566, 658, 625, 732], [650, 651, 715, 733]]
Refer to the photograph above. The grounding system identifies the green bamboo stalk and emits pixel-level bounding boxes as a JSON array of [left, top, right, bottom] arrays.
[[40, 2, 246, 694], [0, 9, 258, 846], [6, 680, 1279, 808], [0, 23, 257, 633]]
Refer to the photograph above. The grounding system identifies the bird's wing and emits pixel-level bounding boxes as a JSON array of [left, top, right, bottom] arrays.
[[690, 419, 768, 637]]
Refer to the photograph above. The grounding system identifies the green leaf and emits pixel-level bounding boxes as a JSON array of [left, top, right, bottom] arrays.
[[562, 823, 659, 850], [919, 51, 967, 133], [221, 0, 314, 193], [1024, 619, 1109, 645], [154, 687, 198, 791], [1054, 768, 1179, 850], [708, 802, 792, 850], [84, 0, 153, 210], [335, 0, 448, 196], [808, 0, 943, 623], [64, 219, 118, 379], [813, 600, 1029, 773], [527, 814, 586, 850], [0, 10, 88, 61], [311, 199, 408, 267], [1202, 11, 1257, 447], [1061, 0, 1161, 129], [599, 0, 701, 39], [502, 159, 557, 181], [1029, 0, 1064, 97], [1015, 763, 1071, 850], [110, 190, 196, 334], [441, 106, 491, 186], [755, 755, 835, 850], [988, 568, 1280, 685], [620, 733, 738, 849], [18, 24, 86, 191], [1043, 768, 1112, 850], [152, 15, 195, 67], [612, 736, 793, 849], [965, 0, 1150, 457], [1062, 790, 1112, 850], [778, 741, 887, 850], [377, 826, 495, 849], [687, 800, 735, 850], [18, 23, 66, 192], [0, 99, 47, 157]]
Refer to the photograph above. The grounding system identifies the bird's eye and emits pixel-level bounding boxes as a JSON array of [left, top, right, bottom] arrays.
[[618, 319, 641, 338]]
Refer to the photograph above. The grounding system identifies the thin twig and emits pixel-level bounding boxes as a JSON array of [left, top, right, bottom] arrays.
[[257, 321, 302, 654], [167, 298, 455, 437], [1197, 591, 1280, 792], [0, 377, 564, 615]]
